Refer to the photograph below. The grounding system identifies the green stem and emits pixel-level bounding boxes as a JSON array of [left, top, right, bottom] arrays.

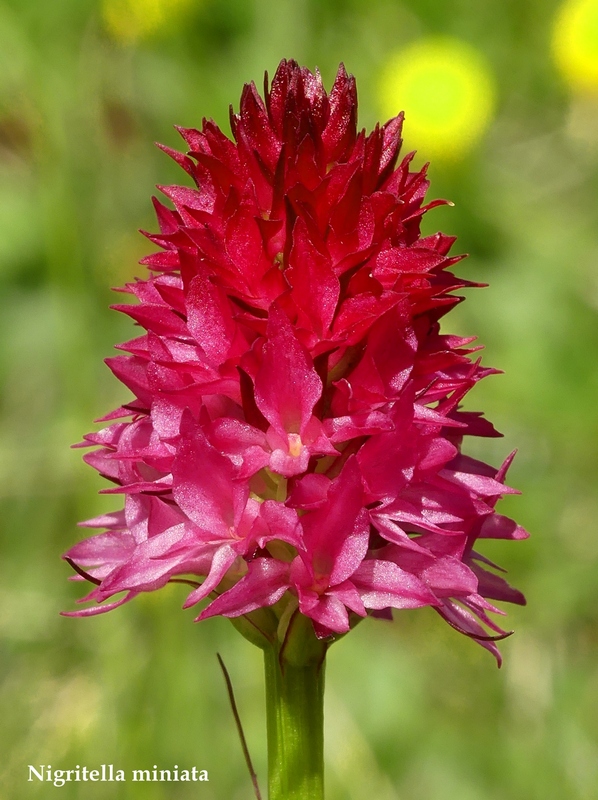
[[263, 615, 327, 800]]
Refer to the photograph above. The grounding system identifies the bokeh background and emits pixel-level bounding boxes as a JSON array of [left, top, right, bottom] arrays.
[[1, 0, 598, 798]]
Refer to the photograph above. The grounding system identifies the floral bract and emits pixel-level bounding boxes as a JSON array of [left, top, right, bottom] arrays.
[[64, 60, 527, 665]]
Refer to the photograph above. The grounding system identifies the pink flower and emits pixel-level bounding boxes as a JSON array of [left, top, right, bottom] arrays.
[[64, 60, 527, 665]]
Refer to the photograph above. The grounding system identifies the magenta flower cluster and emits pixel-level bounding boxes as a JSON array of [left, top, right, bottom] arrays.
[[65, 60, 526, 664]]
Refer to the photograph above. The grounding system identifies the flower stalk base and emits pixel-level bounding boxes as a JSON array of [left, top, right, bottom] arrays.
[[263, 616, 327, 800]]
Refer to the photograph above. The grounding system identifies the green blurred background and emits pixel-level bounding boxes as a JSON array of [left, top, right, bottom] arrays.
[[1, 0, 597, 797]]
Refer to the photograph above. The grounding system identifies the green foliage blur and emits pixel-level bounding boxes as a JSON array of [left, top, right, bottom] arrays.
[[1, 0, 597, 797]]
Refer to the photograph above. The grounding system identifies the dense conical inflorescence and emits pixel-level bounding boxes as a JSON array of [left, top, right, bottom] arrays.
[[64, 60, 526, 664]]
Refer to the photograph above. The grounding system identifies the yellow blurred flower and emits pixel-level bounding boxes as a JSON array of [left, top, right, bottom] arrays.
[[553, 0, 598, 92], [101, 0, 194, 44], [378, 38, 496, 161]]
